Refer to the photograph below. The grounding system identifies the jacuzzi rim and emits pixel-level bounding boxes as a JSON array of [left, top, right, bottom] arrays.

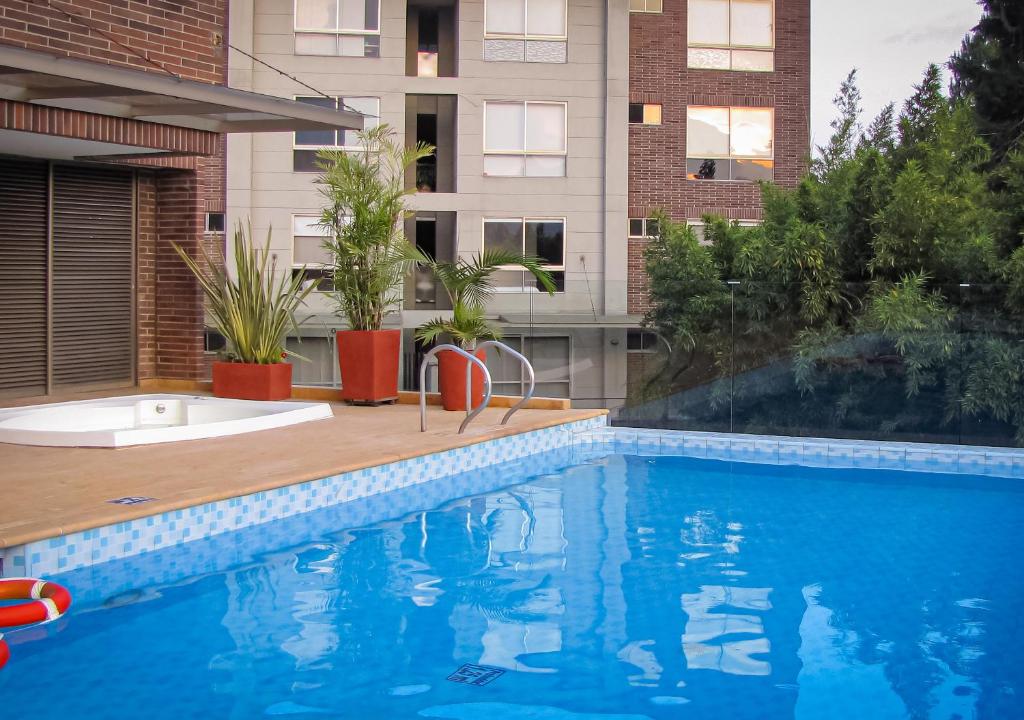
[[0, 394, 334, 448]]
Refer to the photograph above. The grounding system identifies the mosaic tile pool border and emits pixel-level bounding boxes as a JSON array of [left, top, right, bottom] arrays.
[[574, 427, 1024, 479], [0, 415, 607, 578]]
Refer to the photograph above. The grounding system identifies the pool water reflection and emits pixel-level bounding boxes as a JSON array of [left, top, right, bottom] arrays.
[[1, 455, 1022, 719]]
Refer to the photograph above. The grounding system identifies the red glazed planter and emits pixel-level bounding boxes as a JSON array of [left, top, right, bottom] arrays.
[[336, 329, 401, 404], [437, 348, 487, 411], [212, 361, 292, 401]]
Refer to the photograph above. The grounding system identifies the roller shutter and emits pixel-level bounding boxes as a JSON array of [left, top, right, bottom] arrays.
[[51, 164, 134, 389], [0, 159, 49, 398]]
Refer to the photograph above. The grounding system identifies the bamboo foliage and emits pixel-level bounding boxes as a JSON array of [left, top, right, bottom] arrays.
[[316, 124, 435, 331], [173, 223, 316, 364], [415, 248, 556, 349]]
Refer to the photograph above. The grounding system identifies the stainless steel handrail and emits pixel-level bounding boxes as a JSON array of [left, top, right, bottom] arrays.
[[419, 344, 493, 434], [477, 340, 536, 425]]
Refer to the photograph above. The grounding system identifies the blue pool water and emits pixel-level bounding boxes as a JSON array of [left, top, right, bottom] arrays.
[[2, 452, 1023, 719]]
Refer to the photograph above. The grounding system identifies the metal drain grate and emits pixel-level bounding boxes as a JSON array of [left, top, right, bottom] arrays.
[[107, 496, 156, 505], [446, 664, 505, 687]]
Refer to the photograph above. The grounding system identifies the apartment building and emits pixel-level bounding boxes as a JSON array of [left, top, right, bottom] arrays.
[[224, 0, 810, 410]]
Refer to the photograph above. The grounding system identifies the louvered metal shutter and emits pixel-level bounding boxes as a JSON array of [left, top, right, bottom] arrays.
[[51, 165, 134, 389], [0, 159, 49, 398]]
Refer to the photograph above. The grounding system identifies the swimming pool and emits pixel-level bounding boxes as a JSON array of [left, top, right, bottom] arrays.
[[1, 448, 1022, 718]]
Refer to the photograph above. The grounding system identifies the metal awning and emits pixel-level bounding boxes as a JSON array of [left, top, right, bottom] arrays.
[[498, 314, 646, 328], [0, 45, 363, 134]]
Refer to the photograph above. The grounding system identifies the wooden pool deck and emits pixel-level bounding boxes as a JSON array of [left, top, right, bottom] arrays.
[[0, 389, 604, 549]]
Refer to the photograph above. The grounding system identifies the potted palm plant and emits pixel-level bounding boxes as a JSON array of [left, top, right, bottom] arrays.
[[173, 224, 315, 400], [416, 250, 555, 411], [317, 124, 434, 404]]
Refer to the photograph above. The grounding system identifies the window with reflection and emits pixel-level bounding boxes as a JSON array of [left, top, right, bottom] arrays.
[[483, 217, 565, 292], [686, 106, 774, 182], [485, 0, 567, 39], [293, 96, 380, 172], [295, 0, 382, 57], [688, 0, 773, 72], [484, 101, 567, 177], [291, 215, 337, 292]]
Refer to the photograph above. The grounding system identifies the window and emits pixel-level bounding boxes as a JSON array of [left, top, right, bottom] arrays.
[[628, 217, 660, 238], [688, 218, 759, 245], [484, 101, 567, 177], [688, 0, 773, 71], [294, 0, 381, 57], [204, 212, 225, 233], [293, 96, 379, 172], [686, 106, 773, 181], [627, 330, 660, 353], [629, 0, 662, 12], [487, 335, 571, 397], [628, 103, 662, 125], [204, 329, 227, 353], [483, 217, 565, 292], [292, 215, 335, 291], [485, 0, 567, 39]]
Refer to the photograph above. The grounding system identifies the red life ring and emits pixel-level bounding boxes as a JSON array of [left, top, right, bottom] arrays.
[[0, 578, 72, 628]]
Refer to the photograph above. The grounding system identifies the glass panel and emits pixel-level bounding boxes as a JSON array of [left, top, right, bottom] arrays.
[[526, 0, 566, 37], [363, 36, 381, 57], [338, 35, 368, 56], [731, 0, 772, 47], [295, 33, 339, 55], [732, 49, 774, 71], [730, 108, 773, 157], [731, 158, 773, 181], [492, 269, 526, 292], [486, 0, 526, 35], [294, 236, 333, 266], [628, 103, 644, 124], [686, 106, 730, 157], [340, 97, 379, 147], [525, 220, 564, 266], [643, 104, 662, 125], [292, 216, 328, 236], [527, 336, 571, 382], [645, 0, 663, 11], [363, 0, 379, 31], [524, 155, 566, 177], [628, 218, 644, 237], [293, 149, 321, 172], [646, 218, 660, 236], [295, 96, 338, 147], [485, 336, 523, 385], [286, 336, 334, 386], [687, 0, 729, 46], [295, 0, 337, 29], [417, 51, 439, 77], [688, 47, 731, 69], [483, 220, 524, 255], [525, 103, 565, 152], [484, 154, 526, 176], [686, 157, 723, 180], [485, 102, 525, 152], [339, 0, 368, 31]]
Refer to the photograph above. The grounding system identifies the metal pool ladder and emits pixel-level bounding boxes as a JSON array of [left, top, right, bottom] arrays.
[[419, 341, 536, 434]]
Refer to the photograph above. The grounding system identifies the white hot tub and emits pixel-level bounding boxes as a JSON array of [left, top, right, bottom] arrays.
[[0, 394, 334, 448]]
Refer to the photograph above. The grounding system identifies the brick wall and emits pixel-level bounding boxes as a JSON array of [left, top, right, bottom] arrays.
[[0, 0, 226, 83], [627, 0, 811, 314], [154, 170, 205, 380], [0, 0, 227, 381]]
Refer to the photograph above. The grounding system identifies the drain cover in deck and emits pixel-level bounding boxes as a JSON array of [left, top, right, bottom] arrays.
[[446, 664, 505, 687], [107, 496, 156, 505]]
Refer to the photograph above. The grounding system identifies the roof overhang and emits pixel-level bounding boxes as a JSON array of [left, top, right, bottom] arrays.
[[0, 45, 363, 134]]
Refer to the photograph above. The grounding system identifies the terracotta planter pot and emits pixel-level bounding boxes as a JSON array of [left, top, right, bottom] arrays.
[[337, 329, 401, 404], [437, 348, 487, 411], [212, 361, 292, 401]]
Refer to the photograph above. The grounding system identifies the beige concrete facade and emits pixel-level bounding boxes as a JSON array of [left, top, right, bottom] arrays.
[[226, 0, 631, 322]]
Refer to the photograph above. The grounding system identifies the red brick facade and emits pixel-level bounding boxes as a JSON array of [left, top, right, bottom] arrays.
[[0, 0, 226, 382], [627, 0, 811, 314]]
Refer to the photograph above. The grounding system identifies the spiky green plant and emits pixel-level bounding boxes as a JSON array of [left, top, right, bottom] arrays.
[[173, 224, 316, 364], [415, 249, 556, 349], [316, 124, 435, 331]]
